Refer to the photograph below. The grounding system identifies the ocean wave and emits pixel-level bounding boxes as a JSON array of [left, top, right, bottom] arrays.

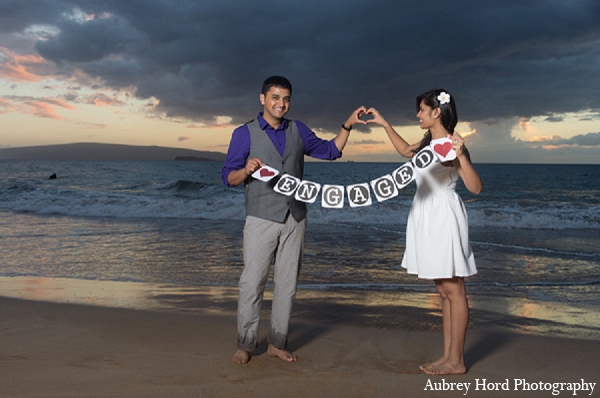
[[473, 240, 599, 258], [1, 180, 599, 230], [152, 179, 207, 192], [467, 204, 600, 230]]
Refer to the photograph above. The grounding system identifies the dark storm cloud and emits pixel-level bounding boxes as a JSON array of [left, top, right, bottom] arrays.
[[544, 132, 600, 147], [3, 0, 600, 133], [0, 0, 65, 34]]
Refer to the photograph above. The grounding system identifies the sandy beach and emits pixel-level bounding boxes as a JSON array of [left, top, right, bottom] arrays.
[[1, 290, 598, 398]]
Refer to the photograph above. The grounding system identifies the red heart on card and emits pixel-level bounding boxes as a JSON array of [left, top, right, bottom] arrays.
[[434, 142, 453, 157], [260, 168, 275, 177]]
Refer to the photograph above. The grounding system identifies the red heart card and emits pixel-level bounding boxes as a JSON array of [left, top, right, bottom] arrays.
[[430, 138, 456, 162], [434, 142, 453, 157], [252, 165, 280, 182], [260, 168, 275, 178]]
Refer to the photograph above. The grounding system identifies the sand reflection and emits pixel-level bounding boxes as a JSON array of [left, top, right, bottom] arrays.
[[0, 276, 597, 340]]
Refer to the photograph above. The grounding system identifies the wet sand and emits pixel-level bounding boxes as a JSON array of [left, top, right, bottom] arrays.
[[1, 279, 598, 397]]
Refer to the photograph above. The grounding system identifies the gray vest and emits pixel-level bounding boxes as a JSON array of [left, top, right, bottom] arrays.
[[245, 119, 306, 222]]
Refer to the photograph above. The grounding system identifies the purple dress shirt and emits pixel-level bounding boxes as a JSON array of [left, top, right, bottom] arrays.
[[221, 113, 342, 187]]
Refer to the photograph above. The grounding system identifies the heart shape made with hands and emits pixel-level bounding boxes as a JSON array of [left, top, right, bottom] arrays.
[[433, 142, 453, 157], [260, 168, 276, 177], [359, 109, 375, 122]]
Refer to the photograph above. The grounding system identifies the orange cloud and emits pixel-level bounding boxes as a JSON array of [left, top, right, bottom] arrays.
[[5, 96, 76, 120], [528, 135, 563, 142], [0, 47, 54, 82], [0, 97, 12, 114], [85, 92, 125, 107], [518, 117, 538, 133], [541, 144, 574, 150]]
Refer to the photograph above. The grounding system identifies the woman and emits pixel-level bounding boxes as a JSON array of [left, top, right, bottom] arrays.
[[368, 89, 482, 375]]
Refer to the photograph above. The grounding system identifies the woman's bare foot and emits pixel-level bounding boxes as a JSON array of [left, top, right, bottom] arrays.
[[422, 360, 466, 375], [232, 349, 250, 364], [267, 344, 298, 362], [419, 356, 447, 373]]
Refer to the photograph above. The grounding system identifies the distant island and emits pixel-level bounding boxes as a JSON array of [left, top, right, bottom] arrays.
[[174, 156, 220, 162], [0, 143, 227, 162]]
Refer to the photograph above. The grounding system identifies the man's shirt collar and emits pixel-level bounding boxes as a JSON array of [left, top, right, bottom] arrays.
[[258, 112, 288, 131]]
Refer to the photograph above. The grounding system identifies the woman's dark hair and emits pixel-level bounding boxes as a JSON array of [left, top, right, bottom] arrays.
[[262, 76, 292, 95], [414, 88, 458, 152]]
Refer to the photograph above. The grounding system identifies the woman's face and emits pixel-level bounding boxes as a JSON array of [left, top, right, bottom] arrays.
[[416, 100, 438, 130]]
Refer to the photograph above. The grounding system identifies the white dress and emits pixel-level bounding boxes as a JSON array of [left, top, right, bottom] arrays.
[[401, 152, 477, 279]]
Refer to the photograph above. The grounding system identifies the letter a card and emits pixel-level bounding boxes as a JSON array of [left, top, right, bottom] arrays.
[[346, 183, 372, 208], [252, 165, 280, 182]]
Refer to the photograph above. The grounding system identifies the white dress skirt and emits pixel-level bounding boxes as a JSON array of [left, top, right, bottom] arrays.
[[401, 152, 477, 279]]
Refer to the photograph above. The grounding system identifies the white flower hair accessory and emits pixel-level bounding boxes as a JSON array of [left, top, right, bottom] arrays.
[[437, 92, 451, 105]]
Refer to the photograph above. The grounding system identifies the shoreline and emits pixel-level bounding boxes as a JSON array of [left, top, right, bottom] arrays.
[[1, 295, 598, 397], [1, 275, 598, 341]]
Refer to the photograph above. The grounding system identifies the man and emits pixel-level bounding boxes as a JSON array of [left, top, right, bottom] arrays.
[[222, 76, 366, 364]]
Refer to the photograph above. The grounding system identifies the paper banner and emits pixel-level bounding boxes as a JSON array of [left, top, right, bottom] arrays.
[[294, 180, 321, 203], [321, 185, 345, 208], [392, 162, 415, 189], [412, 147, 436, 169], [252, 144, 447, 208], [252, 165, 280, 182], [347, 183, 372, 208], [430, 137, 456, 162], [370, 174, 399, 202], [274, 173, 301, 196]]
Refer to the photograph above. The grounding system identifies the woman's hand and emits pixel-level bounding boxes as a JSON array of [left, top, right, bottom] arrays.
[[365, 107, 389, 127], [450, 132, 466, 158], [450, 132, 482, 194]]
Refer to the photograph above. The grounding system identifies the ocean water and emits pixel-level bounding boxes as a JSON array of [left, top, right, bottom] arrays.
[[1, 160, 599, 338]]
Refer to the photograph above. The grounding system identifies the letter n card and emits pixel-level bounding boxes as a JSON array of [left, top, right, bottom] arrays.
[[295, 180, 321, 203]]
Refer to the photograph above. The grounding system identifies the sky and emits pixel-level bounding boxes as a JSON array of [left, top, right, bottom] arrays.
[[1, 0, 600, 163]]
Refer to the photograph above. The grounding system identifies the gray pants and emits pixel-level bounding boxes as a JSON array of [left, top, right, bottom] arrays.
[[236, 214, 306, 352]]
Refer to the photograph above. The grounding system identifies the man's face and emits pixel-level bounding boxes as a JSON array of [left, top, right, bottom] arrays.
[[260, 86, 291, 124]]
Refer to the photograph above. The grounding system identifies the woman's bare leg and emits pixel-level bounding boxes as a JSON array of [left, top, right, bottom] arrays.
[[420, 281, 451, 371], [422, 277, 468, 375]]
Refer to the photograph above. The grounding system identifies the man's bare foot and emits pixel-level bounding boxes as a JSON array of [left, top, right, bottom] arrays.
[[267, 344, 297, 362], [232, 349, 250, 364], [421, 360, 466, 375]]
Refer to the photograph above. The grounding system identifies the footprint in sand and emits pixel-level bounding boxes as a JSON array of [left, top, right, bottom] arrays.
[[69, 357, 124, 369]]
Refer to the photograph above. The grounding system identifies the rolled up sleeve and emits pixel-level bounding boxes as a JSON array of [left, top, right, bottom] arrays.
[[296, 120, 342, 160], [221, 126, 251, 187]]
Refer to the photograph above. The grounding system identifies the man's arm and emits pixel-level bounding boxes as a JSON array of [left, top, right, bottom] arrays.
[[298, 106, 368, 160], [221, 126, 253, 187], [226, 158, 264, 187], [334, 106, 368, 151]]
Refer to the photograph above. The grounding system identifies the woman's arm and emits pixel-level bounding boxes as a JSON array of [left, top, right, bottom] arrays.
[[367, 108, 418, 158], [451, 133, 482, 194]]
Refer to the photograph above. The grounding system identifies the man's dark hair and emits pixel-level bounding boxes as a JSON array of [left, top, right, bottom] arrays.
[[262, 76, 292, 95]]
